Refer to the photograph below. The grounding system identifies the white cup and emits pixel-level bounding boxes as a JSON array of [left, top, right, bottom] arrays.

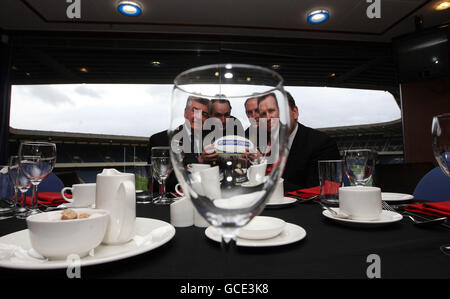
[[199, 166, 221, 199], [267, 178, 284, 203], [187, 163, 211, 174], [61, 183, 96, 208], [170, 196, 194, 227], [247, 163, 267, 184], [339, 186, 382, 220]]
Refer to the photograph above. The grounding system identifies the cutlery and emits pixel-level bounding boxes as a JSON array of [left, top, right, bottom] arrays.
[[403, 214, 447, 227], [316, 200, 349, 218], [401, 211, 449, 228], [287, 195, 318, 203]]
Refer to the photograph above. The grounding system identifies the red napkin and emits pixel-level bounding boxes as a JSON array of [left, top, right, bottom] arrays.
[[286, 186, 320, 199], [285, 181, 341, 199], [404, 201, 450, 218], [17, 192, 71, 207]]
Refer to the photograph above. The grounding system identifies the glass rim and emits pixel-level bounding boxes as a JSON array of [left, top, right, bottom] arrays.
[[20, 141, 56, 146], [344, 149, 373, 153], [318, 159, 343, 163], [433, 113, 450, 119], [173, 63, 285, 99], [151, 146, 170, 150]]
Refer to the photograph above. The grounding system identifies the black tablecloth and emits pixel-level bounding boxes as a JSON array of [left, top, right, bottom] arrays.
[[0, 201, 449, 280]]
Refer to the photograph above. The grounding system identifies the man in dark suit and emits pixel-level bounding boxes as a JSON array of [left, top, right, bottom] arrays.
[[258, 92, 341, 192], [148, 96, 211, 191]]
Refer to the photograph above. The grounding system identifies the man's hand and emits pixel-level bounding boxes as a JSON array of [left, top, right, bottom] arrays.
[[198, 144, 219, 163]]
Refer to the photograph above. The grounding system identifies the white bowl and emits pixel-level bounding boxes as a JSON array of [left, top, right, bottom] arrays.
[[26, 208, 109, 260], [238, 216, 286, 240]]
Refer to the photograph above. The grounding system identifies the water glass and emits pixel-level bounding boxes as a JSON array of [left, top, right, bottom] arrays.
[[318, 160, 343, 206]]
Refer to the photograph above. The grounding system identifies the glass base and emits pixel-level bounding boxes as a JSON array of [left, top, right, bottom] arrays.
[[136, 192, 153, 204], [321, 197, 339, 207], [15, 207, 29, 219], [153, 195, 174, 205]]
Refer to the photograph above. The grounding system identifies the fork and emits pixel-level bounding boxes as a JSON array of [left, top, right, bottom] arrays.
[[381, 200, 397, 212]]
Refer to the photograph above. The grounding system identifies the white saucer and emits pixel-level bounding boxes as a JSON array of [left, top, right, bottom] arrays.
[[382, 192, 414, 202], [0, 217, 175, 270], [205, 223, 306, 247], [322, 208, 403, 226], [241, 177, 268, 187], [57, 202, 72, 209], [266, 197, 297, 207]]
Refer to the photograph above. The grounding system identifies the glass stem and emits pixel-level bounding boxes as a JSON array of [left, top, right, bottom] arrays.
[[162, 180, 167, 198], [31, 184, 38, 210], [21, 192, 27, 208]]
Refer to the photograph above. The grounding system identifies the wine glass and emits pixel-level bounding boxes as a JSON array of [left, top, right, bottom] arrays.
[[431, 113, 450, 256], [9, 156, 32, 218], [18, 142, 57, 214], [8, 156, 20, 208], [343, 149, 375, 186], [151, 146, 173, 205], [169, 64, 290, 247]]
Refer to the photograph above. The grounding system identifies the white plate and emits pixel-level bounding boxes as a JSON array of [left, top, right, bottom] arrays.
[[322, 208, 403, 226], [382, 192, 414, 202], [0, 217, 175, 270], [266, 197, 297, 206], [57, 202, 72, 208], [205, 223, 306, 247]]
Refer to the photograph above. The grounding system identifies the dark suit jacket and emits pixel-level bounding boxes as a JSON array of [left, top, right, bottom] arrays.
[[282, 123, 341, 192]]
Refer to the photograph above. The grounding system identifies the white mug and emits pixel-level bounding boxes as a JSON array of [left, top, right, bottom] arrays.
[[187, 163, 211, 174], [61, 183, 96, 208], [339, 186, 382, 220], [267, 178, 284, 203], [247, 163, 267, 184], [96, 169, 136, 245], [199, 166, 221, 199]]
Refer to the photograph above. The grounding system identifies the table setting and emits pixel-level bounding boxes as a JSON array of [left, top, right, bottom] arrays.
[[0, 65, 449, 279]]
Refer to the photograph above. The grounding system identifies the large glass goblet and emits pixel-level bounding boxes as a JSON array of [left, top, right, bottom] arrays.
[[344, 149, 375, 186], [169, 64, 290, 248], [151, 146, 173, 205], [431, 113, 450, 256], [18, 142, 57, 215]]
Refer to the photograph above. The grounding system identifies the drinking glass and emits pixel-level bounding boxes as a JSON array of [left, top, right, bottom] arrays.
[[9, 155, 30, 218], [344, 149, 375, 186], [18, 142, 57, 214], [8, 156, 20, 208], [431, 113, 450, 256], [12, 161, 32, 219], [134, 164, 153, 204], [169, 64, 290, 247], [151, 147, 173, 205], [318, 160, 344, 206]]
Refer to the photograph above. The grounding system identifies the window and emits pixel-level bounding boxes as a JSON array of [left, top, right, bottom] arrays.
[[10, 84, 400, 137]]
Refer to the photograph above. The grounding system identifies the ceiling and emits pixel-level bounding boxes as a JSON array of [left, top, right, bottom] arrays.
[[0, 0, 448, 42], [1, 0, 449, 101]]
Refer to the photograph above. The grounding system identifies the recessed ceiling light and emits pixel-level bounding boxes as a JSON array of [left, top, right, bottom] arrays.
[[151, 61, 161, 67], [307, 9, 329, 24], [271, 64, 281, 70], [79, 67, 88, 73], [117, 1, 142, 16], [436, 1, 450, 10]]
